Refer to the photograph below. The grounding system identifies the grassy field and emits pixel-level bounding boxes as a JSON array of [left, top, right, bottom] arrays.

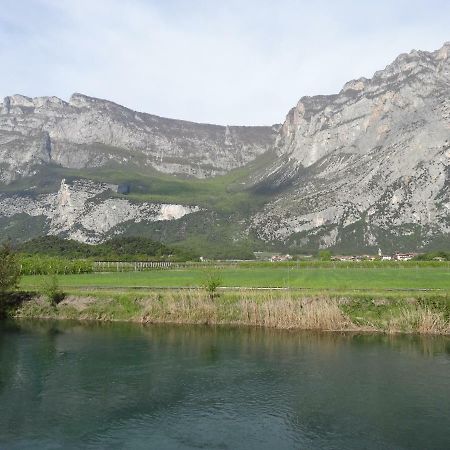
[[13, 265, 450, 335], [20, 266, 450, 291]]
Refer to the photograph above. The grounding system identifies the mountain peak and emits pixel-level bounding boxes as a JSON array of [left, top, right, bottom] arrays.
[[1, 94, 67, 113], [435, 41, 450, 60], [69, 92, 100, 108]]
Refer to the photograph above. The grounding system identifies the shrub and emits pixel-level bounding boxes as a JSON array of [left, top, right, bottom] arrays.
[[200, 270, 223, 299], [318, 250, 332, 261], [41, 275, 66, 306]]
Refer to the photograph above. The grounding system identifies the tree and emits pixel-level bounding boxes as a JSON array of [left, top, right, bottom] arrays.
[[318, 250, 332, 261], [200, 269, 223, 300], [0, 242, 21, 294]]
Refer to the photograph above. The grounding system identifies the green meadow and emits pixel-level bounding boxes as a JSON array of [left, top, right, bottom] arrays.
[[13, 264, 450, 334], [20, 266, 450, 291]]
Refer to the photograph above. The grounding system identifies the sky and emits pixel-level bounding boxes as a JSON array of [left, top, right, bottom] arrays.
[[0, 0, 449, 125]]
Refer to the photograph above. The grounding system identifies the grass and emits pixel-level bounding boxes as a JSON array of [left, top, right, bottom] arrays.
[[0, 151, 277, 226], [12, 289, 450, 334], [25, 151, 278, 214], [0, 156, 277, 257], [20, 266, 450, 291], [11, 265, 450, 334]]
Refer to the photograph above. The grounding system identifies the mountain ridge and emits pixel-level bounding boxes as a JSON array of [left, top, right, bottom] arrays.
[[249, 41, 449, 253], [0, 92, 278, 183], [0, 42, 449, 255]]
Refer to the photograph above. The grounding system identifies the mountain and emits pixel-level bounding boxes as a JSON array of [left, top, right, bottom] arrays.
[[0, 93, 278, 182], [250, 42, 449, 252], [0, 42, 449, 255]]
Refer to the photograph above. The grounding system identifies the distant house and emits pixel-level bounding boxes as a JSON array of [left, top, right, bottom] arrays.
[[332, 255, 355, 261], [381, 255, 392, 261], [271, 254, 293, 262], [393, 253, 417, 261], [333, 255, 372, 261], [332, 254, 382, 261]]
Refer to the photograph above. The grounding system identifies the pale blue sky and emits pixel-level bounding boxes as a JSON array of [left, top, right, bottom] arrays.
[[0, 0, 448, 124]]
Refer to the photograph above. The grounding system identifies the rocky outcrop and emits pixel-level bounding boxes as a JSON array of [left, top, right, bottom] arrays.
[[250, 42, 450, 250], [0, 179, 200, 243], [0, 93, 277, 183]]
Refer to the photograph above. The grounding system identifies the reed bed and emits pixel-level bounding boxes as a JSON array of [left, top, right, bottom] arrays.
[[12, 289, 450, 334], [136, 290, 350, 330], [386, 307, 450, 334], [239, 295, 349, 330]]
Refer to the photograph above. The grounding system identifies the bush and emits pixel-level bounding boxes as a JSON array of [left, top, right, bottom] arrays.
[[0, 243, 21, 295], [318, 250, 332, 261], [200, 270, 223, 299], [41, 275, 66, 306]]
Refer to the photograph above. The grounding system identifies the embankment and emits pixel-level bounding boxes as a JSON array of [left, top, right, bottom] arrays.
[[8, 289, 450, 335]]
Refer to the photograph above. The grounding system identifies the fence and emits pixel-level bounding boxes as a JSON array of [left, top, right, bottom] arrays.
[[94, 261, 174, 272]]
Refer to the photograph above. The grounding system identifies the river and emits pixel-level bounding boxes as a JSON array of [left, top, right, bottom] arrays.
[[0, 321, 449, 449]]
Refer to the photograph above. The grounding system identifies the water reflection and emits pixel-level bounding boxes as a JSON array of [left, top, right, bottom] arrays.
[[0, 321, 449, 450]]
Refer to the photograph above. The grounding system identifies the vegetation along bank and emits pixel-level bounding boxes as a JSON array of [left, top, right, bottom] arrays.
[[1, 240, 449, 335]]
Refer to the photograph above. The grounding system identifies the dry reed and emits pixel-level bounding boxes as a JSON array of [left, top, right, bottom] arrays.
[[14, 289, 450, 335], [387, 307, 450, 334], [138, 290, 350, 330]]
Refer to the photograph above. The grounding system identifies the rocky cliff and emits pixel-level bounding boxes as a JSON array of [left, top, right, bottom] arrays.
[[0, 93, 277, 183], [0, 178, 200, 243], [250, 42, 450, 251]]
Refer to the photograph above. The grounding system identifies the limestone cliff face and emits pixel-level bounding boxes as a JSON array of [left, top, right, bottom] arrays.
[[0, 179, 200, 243], [0, 93, 277, 183], [250, 42, 450, 250], [0, 43, 448, 251]]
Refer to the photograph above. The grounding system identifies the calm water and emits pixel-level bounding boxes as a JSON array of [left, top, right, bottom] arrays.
[[0, 321, 449, 450]]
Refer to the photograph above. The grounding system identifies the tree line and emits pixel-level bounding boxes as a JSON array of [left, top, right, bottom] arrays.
[[17, 236, 198, 262]]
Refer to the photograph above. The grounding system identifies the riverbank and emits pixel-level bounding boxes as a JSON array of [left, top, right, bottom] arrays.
[[9, 289, 450, 335]]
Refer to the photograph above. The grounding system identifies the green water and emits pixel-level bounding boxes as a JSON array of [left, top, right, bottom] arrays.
[[0, 321, 449, 449]]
